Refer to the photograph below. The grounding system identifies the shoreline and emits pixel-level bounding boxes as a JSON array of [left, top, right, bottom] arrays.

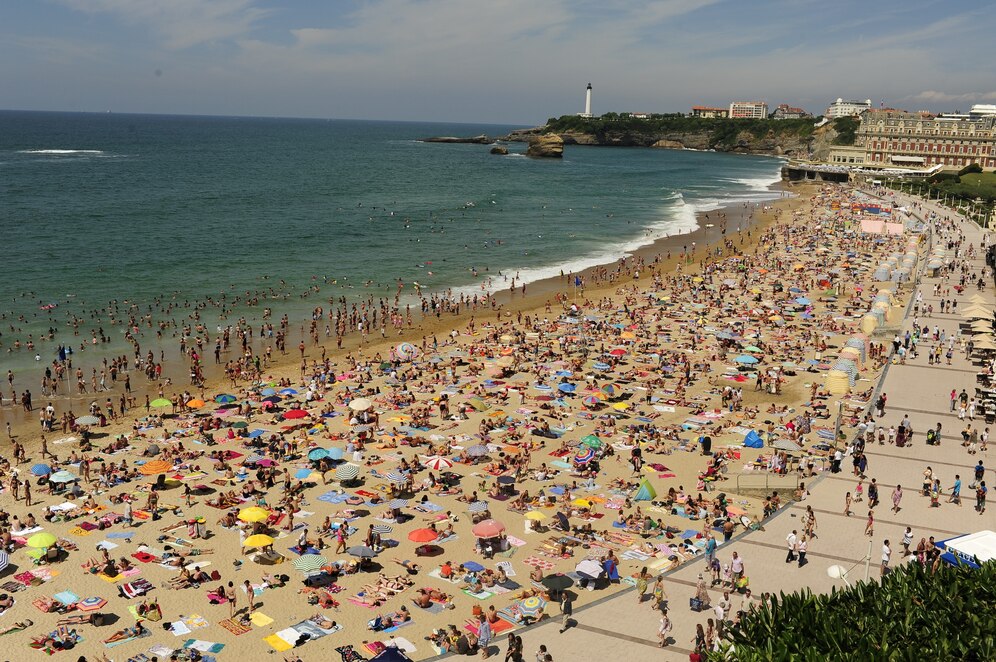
[[0, 179, 808, 450]]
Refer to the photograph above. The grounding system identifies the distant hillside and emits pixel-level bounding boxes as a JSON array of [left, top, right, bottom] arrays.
[[504, 115, 853, 160]]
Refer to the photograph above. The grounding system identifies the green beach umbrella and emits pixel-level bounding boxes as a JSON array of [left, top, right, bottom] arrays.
[[150, 398, 172, 408], [580, 435, 604, 449], [27, 532, 58, 549]]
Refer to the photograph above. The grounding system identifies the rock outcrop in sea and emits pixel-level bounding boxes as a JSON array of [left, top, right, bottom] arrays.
[[525, 134, 564, 158]]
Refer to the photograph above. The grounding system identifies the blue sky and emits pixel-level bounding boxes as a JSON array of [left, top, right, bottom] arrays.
[[2, 0, 995, 124]]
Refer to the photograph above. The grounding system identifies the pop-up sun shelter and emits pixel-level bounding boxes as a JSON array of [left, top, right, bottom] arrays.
[[634, 479, 656, 501], [934, 530, 996, 568], [743, 430, 764, 449]]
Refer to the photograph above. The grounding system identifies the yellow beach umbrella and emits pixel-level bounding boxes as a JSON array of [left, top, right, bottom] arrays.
[[243, 534, 275, 548], [525, 511, 547, 521], [612, 402, 629, 410], [27, 532, 58, 549], [238, 506, 270, 523]]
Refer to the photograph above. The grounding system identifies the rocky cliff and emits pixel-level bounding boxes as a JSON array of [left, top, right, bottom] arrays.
[[504, 118, 842, 160]]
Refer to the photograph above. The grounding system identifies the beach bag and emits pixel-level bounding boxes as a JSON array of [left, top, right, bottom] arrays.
[[689, 597, 705, 612]]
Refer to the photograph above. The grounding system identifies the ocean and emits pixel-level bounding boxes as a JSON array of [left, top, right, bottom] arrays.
[[0, 111, 784, 374]]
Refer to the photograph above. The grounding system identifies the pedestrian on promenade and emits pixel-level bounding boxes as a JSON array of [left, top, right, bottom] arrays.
[[891, 485, 903, 514], [843, 491, 852, 516], [785, 530, 798, 563], [881, 540, 892, 577], [657, 608, 672, 648], [730, 552, 744, 584], [797, 536, 808, 567], [635, 566, 650, 604], [865, 510, 874, 537], [976, 481, 988, 515], [922, 467, 933, 496], [902, 527, 913, 556], [868, 479, 879, 507], [948, 475, 962, 505], [558, 591, 572, 633]]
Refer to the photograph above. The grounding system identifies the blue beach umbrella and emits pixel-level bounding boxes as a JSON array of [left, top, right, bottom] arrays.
[[558, 383, 576, 393], [326, 448, 345, 461], [261, 388, 278, 397], [215, 394, 237, 404], [294, 468, 314, 479], [31, 463, 52, 477], [463, 561, 485, 573], [280, 388, 299, 395], [308, 448, 329, 461], [734, 355, 759, 365]]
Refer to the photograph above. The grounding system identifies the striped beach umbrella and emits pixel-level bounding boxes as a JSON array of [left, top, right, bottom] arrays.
[[74, 415, 100, 426], [335, 464, 360, 481], [517, 595, 547, 619], [0, 550, 8, 572], [384, 471, 407, 484], [140, 460, 172, 475], [77, 596, 107, 612], [468, 501, 490, 513], [371, 524, 393, 535], [292, 554, 329, 573], [49, 471, 79, 483], [215, 394, 237, 404], [467, 445, 488, 457], [387, 499, 409, 510], [582, 395, 601, 408], [574, 448, 596, 465], [422, 456, 454, 471], [600, 383, 621, 397]]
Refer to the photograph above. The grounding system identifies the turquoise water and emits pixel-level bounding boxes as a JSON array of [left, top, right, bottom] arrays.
[[1, 111, 783, 373]]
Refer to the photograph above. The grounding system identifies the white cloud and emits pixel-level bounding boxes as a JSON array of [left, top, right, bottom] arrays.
[[56, 0, 268, 49], [906, 90, 996, 104]]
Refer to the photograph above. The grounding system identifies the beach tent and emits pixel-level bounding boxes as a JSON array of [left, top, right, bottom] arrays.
[[634, 479, 657, 501], [743, 431, 764, 449], [934, 530, 996, 569]]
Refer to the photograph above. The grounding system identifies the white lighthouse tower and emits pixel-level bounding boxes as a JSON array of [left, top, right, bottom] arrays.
[[579, 83, 593, 118]]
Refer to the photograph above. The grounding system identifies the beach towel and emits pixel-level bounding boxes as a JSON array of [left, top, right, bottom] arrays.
[[414, 600, 445, 614], [182, 639, 225, 654], [250, 612, 275, 627], [462, 588, 493, 600], [382, 619, 414, 633], [264, 634, 294, 652], [219, 618, 252, 636], [118, 579, 153, 599]]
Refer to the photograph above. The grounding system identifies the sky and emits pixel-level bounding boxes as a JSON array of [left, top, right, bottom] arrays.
[[2, 0, 996, 125]]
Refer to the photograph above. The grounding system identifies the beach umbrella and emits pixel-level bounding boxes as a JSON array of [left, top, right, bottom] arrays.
[[467, 397, 491, 411], [336, 464, 360, 481], [326, 447, 345, 461], [261, 388, 278, 397], [557, 383, 576, 393], [387, 499, 409, 509], [608, 348, 627, 357], [467, 445, 489, 457], [575, 559, 604, 579], [74, 415, 100, 426], [349, 398, 372, 412], [215, 394, 237, 404], [77, 596, 107, 612], [26, 532, 58, 549], [30, 463, 52, 477], [348, 545, 376, 558], [409, 529, 439, 543], [49, 471, 79, 483], [517, 595, 547, 619], [582, 395, 601, 408], [468, 501, 490, 513], [422, 456, 454, 471], [231, 421, 249, 429], [140, 460, 172, 475], [384, 471, 407, 484], [261, 395, 282, 404], [186, 399, 206, 408], [284, 409, 309, 419], [497, 476, 515, 485], [600, 384, 622, 398], [150, 398, 172, 408], [525, 511, 547, 521], [243, 534, 275, 549], [308, 448, 330, 461], [238, 506, 270, 523], [0, 550, 8, 572], [580, 435, 604, 449], [472, 519, 506, 538], [734, 355, 759, 365], [541, 574, 573, 592], [592, 362, 611, 371], [293, 555, 329, 573], [574, 448, 596, 465], [279, 388, 299, 395], [463, 561, 485, 573], [372, 524, 393, 535]]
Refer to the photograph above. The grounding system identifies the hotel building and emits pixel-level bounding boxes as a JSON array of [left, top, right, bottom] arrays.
[[828, 109, 996, 170], [728, 101, 768, 119]]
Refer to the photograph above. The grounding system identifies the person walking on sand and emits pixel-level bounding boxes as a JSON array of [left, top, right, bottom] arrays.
[[226, 581, 238, 620], [891, 485, 903, 514], [843, 491, 852, 516], [243, 579, 254, 618], [865, 510, 874, 537]]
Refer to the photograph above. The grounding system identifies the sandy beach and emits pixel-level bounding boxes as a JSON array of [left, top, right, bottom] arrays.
[[0, 180, 923, 661]]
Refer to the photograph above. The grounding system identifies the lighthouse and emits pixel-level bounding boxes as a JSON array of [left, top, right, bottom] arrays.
[[580, 83, 593, 118]]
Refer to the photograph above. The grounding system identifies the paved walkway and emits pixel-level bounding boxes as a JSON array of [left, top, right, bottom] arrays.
[[434, 193, 994, 661]]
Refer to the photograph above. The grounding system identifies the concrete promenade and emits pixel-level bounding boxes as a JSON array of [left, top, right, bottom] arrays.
[[434, 194, 994, 661]]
